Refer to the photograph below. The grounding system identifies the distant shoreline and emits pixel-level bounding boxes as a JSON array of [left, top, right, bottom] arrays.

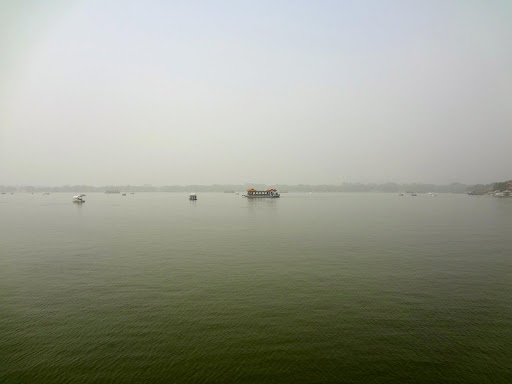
[[0, 183, 474, 194]]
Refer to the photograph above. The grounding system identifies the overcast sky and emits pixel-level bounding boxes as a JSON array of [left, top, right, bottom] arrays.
[[1, 0, 511, 186]]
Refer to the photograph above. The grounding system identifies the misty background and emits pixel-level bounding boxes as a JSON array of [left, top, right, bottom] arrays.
[[1, 0, 511, 187]]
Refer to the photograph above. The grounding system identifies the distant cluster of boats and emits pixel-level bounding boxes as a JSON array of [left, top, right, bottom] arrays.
[[191, 189, 280, 200], [4, 188, 511, 202], [468, 190, 512, 198], [44, 188, 283, 203], [398, 192, 437, 197], [74, 191, 136, 202], [1, 192, 49, 195], [493, 191, 512, 198], [105, 190, 134, 195], [70, 188, 281, 203]]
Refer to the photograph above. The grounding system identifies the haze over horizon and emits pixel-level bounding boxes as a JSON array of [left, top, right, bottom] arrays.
[[1, 1, 511, 186]]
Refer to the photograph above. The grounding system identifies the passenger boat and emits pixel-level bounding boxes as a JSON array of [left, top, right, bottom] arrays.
[[189, 193, 197, 201], [73, 194, 86, 203], [243, 188, 280, 198]]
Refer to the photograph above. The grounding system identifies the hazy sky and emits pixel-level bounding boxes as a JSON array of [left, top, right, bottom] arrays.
[[1, 0, 511, 186]]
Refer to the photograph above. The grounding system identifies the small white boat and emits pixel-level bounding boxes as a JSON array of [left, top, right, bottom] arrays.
[[398, 192, 404, 196], [73, 194, 86, 203], [189, 193, 197, 201], [122, 192, 126, 196]]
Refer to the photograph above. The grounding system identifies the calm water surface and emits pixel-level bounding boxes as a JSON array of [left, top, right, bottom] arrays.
[[1, 193, 511, 383]]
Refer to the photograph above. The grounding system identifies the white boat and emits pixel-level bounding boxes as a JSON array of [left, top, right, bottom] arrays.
[[398, 192, 404, 196], [122, 192, 126, 196], [243, 188, 280, 198], [73, 194, 86, 203], [495, 191, 511, 198], [189, 193, 197, 201]]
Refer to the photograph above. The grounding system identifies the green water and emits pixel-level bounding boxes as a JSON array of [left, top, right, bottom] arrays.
[[1, 193, 511, 383]]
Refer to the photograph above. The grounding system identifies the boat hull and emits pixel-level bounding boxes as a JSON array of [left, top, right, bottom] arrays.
[[243, 195, 280, 198]]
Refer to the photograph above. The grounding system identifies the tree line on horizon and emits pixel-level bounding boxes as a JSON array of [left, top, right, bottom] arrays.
[[468, 180, 512, 193], [0, 182, 485, 193]]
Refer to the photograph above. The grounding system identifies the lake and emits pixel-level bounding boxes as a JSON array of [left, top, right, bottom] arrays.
[[1, 192, 511, 383]]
